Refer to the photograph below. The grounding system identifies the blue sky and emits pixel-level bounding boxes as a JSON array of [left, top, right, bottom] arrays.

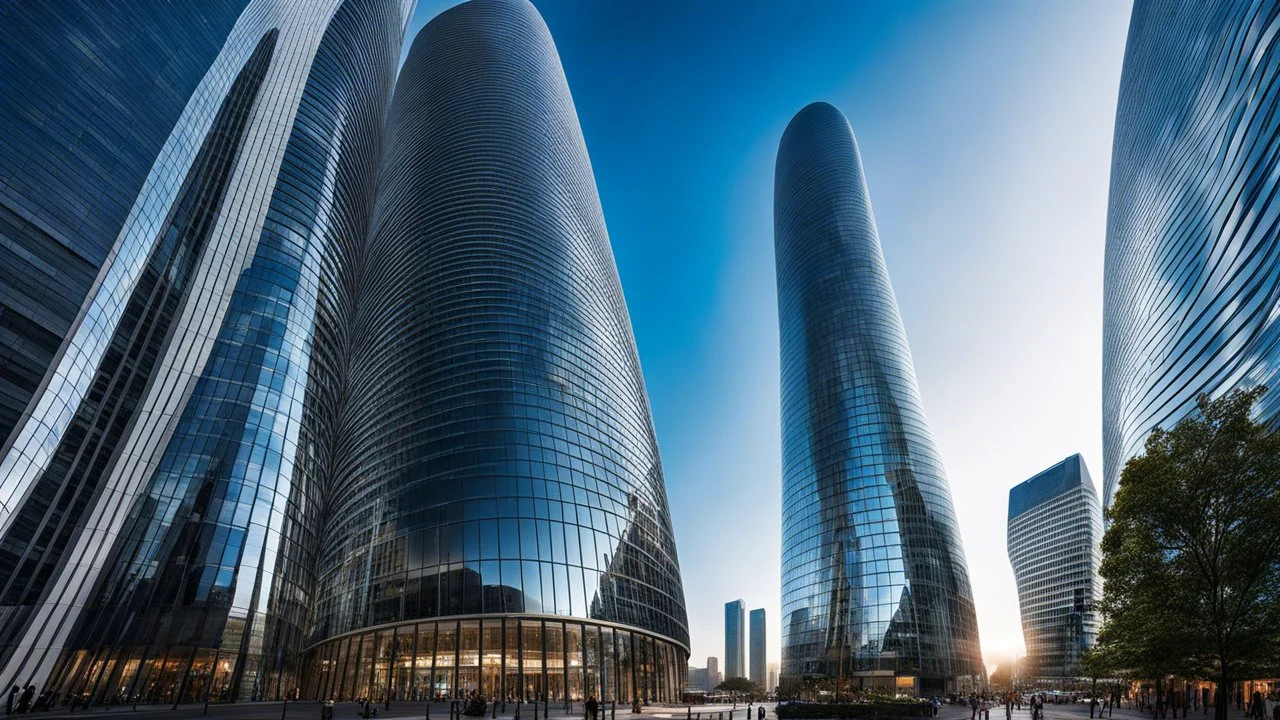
[[406, 0, 1133, 671]]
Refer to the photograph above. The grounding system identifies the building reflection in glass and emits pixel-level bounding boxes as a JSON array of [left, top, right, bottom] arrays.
[[774, 102, 983, 694]]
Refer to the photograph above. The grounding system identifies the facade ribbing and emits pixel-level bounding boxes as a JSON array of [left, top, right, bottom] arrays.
[[0, 0, 691, 706], [775, 102, 982, 694], [1102, 0, 1280, 507]]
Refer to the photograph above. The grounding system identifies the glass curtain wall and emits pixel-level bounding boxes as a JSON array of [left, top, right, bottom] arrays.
[[306, 618, 684, 703]]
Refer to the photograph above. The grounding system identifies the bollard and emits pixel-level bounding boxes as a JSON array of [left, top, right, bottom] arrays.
[[281, 699, 288, 720], [426, 702, 431, 720], [688, 707, 692, 720], [494, 700, 498, 719], [612, 700, 617, 720]]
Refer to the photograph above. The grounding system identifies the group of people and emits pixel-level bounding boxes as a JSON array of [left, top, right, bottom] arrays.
[[5, 685, 56, 715]]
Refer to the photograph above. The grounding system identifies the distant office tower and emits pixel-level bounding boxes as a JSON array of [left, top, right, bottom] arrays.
[[1103, 1, 1280, 508], [725, 600, 746, 679], [1007, 455, 1102, 681], [686, 666, 710, 692], [301, 0, 688, 704], [707, 656, 720, 688], [0, 0, 415, 699], [775, 102, 983, 694], [750, 608, 766, 687], [0, 0, 689, 706], [767, 663, 779, 693]]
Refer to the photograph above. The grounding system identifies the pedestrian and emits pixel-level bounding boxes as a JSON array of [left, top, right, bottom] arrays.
[[15, 685, 34, 714], [971, 694, 980, 720], [1252, 692, 1265, 720], [759, 705, 766, 720], [586, 695, 599, 720], [5, 685, 17, 716]]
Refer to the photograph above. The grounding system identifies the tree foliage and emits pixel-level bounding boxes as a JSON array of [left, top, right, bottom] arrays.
[[1097, 388, 1280, 720], [716, 677, 763, 695]]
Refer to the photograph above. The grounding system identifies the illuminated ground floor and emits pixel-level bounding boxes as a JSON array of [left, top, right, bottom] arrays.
[[46, 615, 687, 707], [303, 615, 688, 704]]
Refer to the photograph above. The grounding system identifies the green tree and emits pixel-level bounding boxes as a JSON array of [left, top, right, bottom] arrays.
[[716, 677, 763, 696], [1099, 388, 1280, 720]]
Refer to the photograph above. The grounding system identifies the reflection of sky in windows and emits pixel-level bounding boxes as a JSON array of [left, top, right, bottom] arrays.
[[309, 0, 688, 657], [776, 103, 981, 685], [1104, 0, 1280, 508]]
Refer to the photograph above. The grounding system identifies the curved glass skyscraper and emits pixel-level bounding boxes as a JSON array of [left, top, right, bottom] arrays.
[[0, 0, 415, 703], [1103, 0, 1280, 508], [1006, 455, 1102, 682], [0, 0, 687, 707], [775, 102, 982, 694], [299, 0, 689, 703]]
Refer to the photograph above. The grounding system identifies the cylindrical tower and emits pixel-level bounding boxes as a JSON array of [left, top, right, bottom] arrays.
[[775, 102, 982, 694], [305, 0, 689, 704]]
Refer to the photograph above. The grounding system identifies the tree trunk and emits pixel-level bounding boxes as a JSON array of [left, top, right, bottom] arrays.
[[1214, 674, 1229, 720]]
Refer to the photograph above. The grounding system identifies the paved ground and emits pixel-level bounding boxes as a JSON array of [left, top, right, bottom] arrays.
[[7, 699, 1261, 720]]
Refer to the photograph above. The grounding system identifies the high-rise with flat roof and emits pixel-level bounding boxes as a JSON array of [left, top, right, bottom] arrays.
[[750, 608, 767, 687], [1103, 0, 1280, 508], [1007, 455, 1102, 681], [725, 600, 746, 679], [775, 101, 983, 694]]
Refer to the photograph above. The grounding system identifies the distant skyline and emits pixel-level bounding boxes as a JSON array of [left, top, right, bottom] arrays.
[[406, 0, 1133, 671]]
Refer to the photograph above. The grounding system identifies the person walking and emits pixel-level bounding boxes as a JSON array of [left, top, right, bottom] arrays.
[[759, 705, 766, 720], [5, 686, 16, 716], [14, 685, 34, 714], [587, 695, 599, 720]]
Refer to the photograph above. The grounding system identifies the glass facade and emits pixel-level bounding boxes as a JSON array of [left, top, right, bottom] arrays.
[[724, 601, 745, 680], [0, 0, 415, 702], [1102, 0, 1280, 508], [0, 0, 687, 705], [1006, 455, 1102, 682], [749, 609, 766, 687], [302, 617, 683, 703], [774, 102, 983, 694], [0, 0, 250, 450], [303, 0, 689, 701]]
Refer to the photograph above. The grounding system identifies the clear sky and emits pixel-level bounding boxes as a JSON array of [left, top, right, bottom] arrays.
[[405, 0, 1133, 674]]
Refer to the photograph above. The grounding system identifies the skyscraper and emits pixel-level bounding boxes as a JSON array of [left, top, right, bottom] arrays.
[[1007, 455, 1102, 681], [300, 0, 688, 703], [0, 0, 689, 705], [767, 663, 779, 694], [707, 656, 720, 688], [750, 608, 766, 688], [725, 600, 746, 679], [774, 102, 983, 694], [0, 1, 250, 449], [0, 0, 415, 699], [1103, 0, 1280, 508]]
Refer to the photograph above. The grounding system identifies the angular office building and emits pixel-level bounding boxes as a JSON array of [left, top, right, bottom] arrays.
[[725, 600, 745, 680], [775, 102, 983, 693], [0, 0, 688, 707], [1103, 0, 1280, 508], [749, 609, 766, 688], [1006, 455, 1102, 682], [298, 0, 689, 704]]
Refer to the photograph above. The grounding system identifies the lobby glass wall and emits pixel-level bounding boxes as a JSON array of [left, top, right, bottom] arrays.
[[302, 617, 685, 704]]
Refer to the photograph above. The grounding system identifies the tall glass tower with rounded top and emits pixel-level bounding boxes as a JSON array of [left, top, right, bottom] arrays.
[[774, 102, 982, 694], [300, 0, 689, 704]]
